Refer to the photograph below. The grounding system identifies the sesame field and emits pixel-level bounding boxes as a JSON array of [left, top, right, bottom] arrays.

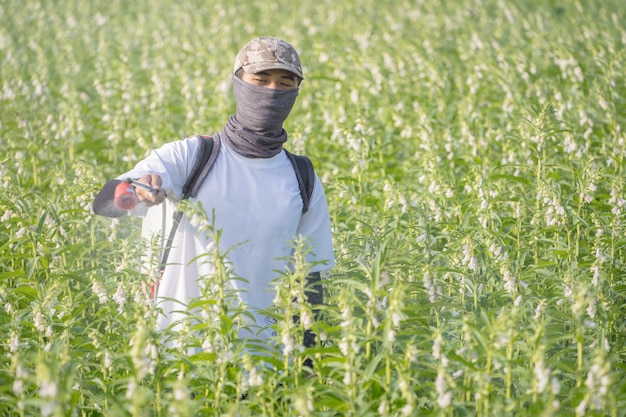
[[0, 0, 625, 415]]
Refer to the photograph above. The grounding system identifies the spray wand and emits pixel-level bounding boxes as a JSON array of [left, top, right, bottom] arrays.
[[113, 178, 158, 210]]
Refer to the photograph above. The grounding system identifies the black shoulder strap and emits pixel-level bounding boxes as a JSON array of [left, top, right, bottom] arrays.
[[183, 135, 221, 199], [285, 150, 315, 214], [161, 135, 220, 270]]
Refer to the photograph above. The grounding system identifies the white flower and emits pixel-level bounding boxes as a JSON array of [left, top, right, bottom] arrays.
[[435, 370, 452, 408], [423, 272, 440, 303], [391, 312, 402, 327], [437, 390, 452, 408], [39, 379, 58, 398], [146, 343, 158, 375], [12, 363, 27, 396], [468, 256, 478, 271], [126, 379, 137, 399], [300, 310, 313, 330], [435, 370, 446, 392], [94, 13, 107, 26], [586, 298, 597, 319], [246, 367, 263, 387], [402, 403, 414, 416], [34, 312, 45, 332], [489, 243, 503, 258], [338, 336, 358, 356], [113, 284, 126, 313], [282, 332, 294, 357], [590, 265, 601, 286], [202, 338, 214, 353], [9, 333, 19, 353], [41, 402, 55, 417], [432, 336, 441, 360], [564, 284, 573, 299], [462, 244, 472, 265], [503, 269, 516, 293], [174, 384, 188, 402], [339, 339, 349, 356], [129, 326, 156, 379], [294, 390, 314, 416], [534, 359, 550, 393], [104, 351, 113, 369], [340, 306, 351, 328], [92, 281, 107, 304], [343, 369, 352, 385], [551, 377, 561, 395], [12, 379, 24, 396], [378, 400, 388, 414], [534, 301, 545, 319]]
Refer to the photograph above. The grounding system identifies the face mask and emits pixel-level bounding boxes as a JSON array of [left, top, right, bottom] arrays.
[[232, 74, 298, 136], [221, 74, 299, 158]]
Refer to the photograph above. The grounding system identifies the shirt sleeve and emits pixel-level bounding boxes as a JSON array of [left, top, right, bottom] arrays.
[[117, 137, 201, 216], [296, 174, 335, 272]]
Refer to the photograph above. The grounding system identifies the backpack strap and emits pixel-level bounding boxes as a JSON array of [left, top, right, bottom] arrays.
[[285, 150, 315, 214], [183, 135, 221, 199], [160, 135, 220, 270]]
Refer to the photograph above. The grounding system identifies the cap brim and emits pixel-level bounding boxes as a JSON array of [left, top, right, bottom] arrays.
[[242, 62, 304, 80]]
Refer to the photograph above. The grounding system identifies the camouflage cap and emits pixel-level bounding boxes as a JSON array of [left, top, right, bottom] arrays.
[[234, 36, 304, 80]]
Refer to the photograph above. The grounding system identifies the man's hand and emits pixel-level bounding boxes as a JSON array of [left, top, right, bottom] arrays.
[[135, 174, 166, 206]]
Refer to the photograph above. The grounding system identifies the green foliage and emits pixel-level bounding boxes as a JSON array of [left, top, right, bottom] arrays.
[[1, 0, 625, 415]]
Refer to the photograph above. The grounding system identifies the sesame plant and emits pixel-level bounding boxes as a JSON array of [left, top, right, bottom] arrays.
[[1, 0, 625, 416]]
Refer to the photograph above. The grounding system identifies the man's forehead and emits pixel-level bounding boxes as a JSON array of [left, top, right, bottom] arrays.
[[254, 69, 298, 79]]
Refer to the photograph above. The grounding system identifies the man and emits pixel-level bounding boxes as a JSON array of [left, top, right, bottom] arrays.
[[97, 36, 334, 356]]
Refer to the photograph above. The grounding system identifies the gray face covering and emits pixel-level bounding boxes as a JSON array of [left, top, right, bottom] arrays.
[[221, 74, 299, 158]]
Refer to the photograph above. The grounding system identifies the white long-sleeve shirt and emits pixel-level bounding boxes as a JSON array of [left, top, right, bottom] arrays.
[[120, 135, 335, 345]]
